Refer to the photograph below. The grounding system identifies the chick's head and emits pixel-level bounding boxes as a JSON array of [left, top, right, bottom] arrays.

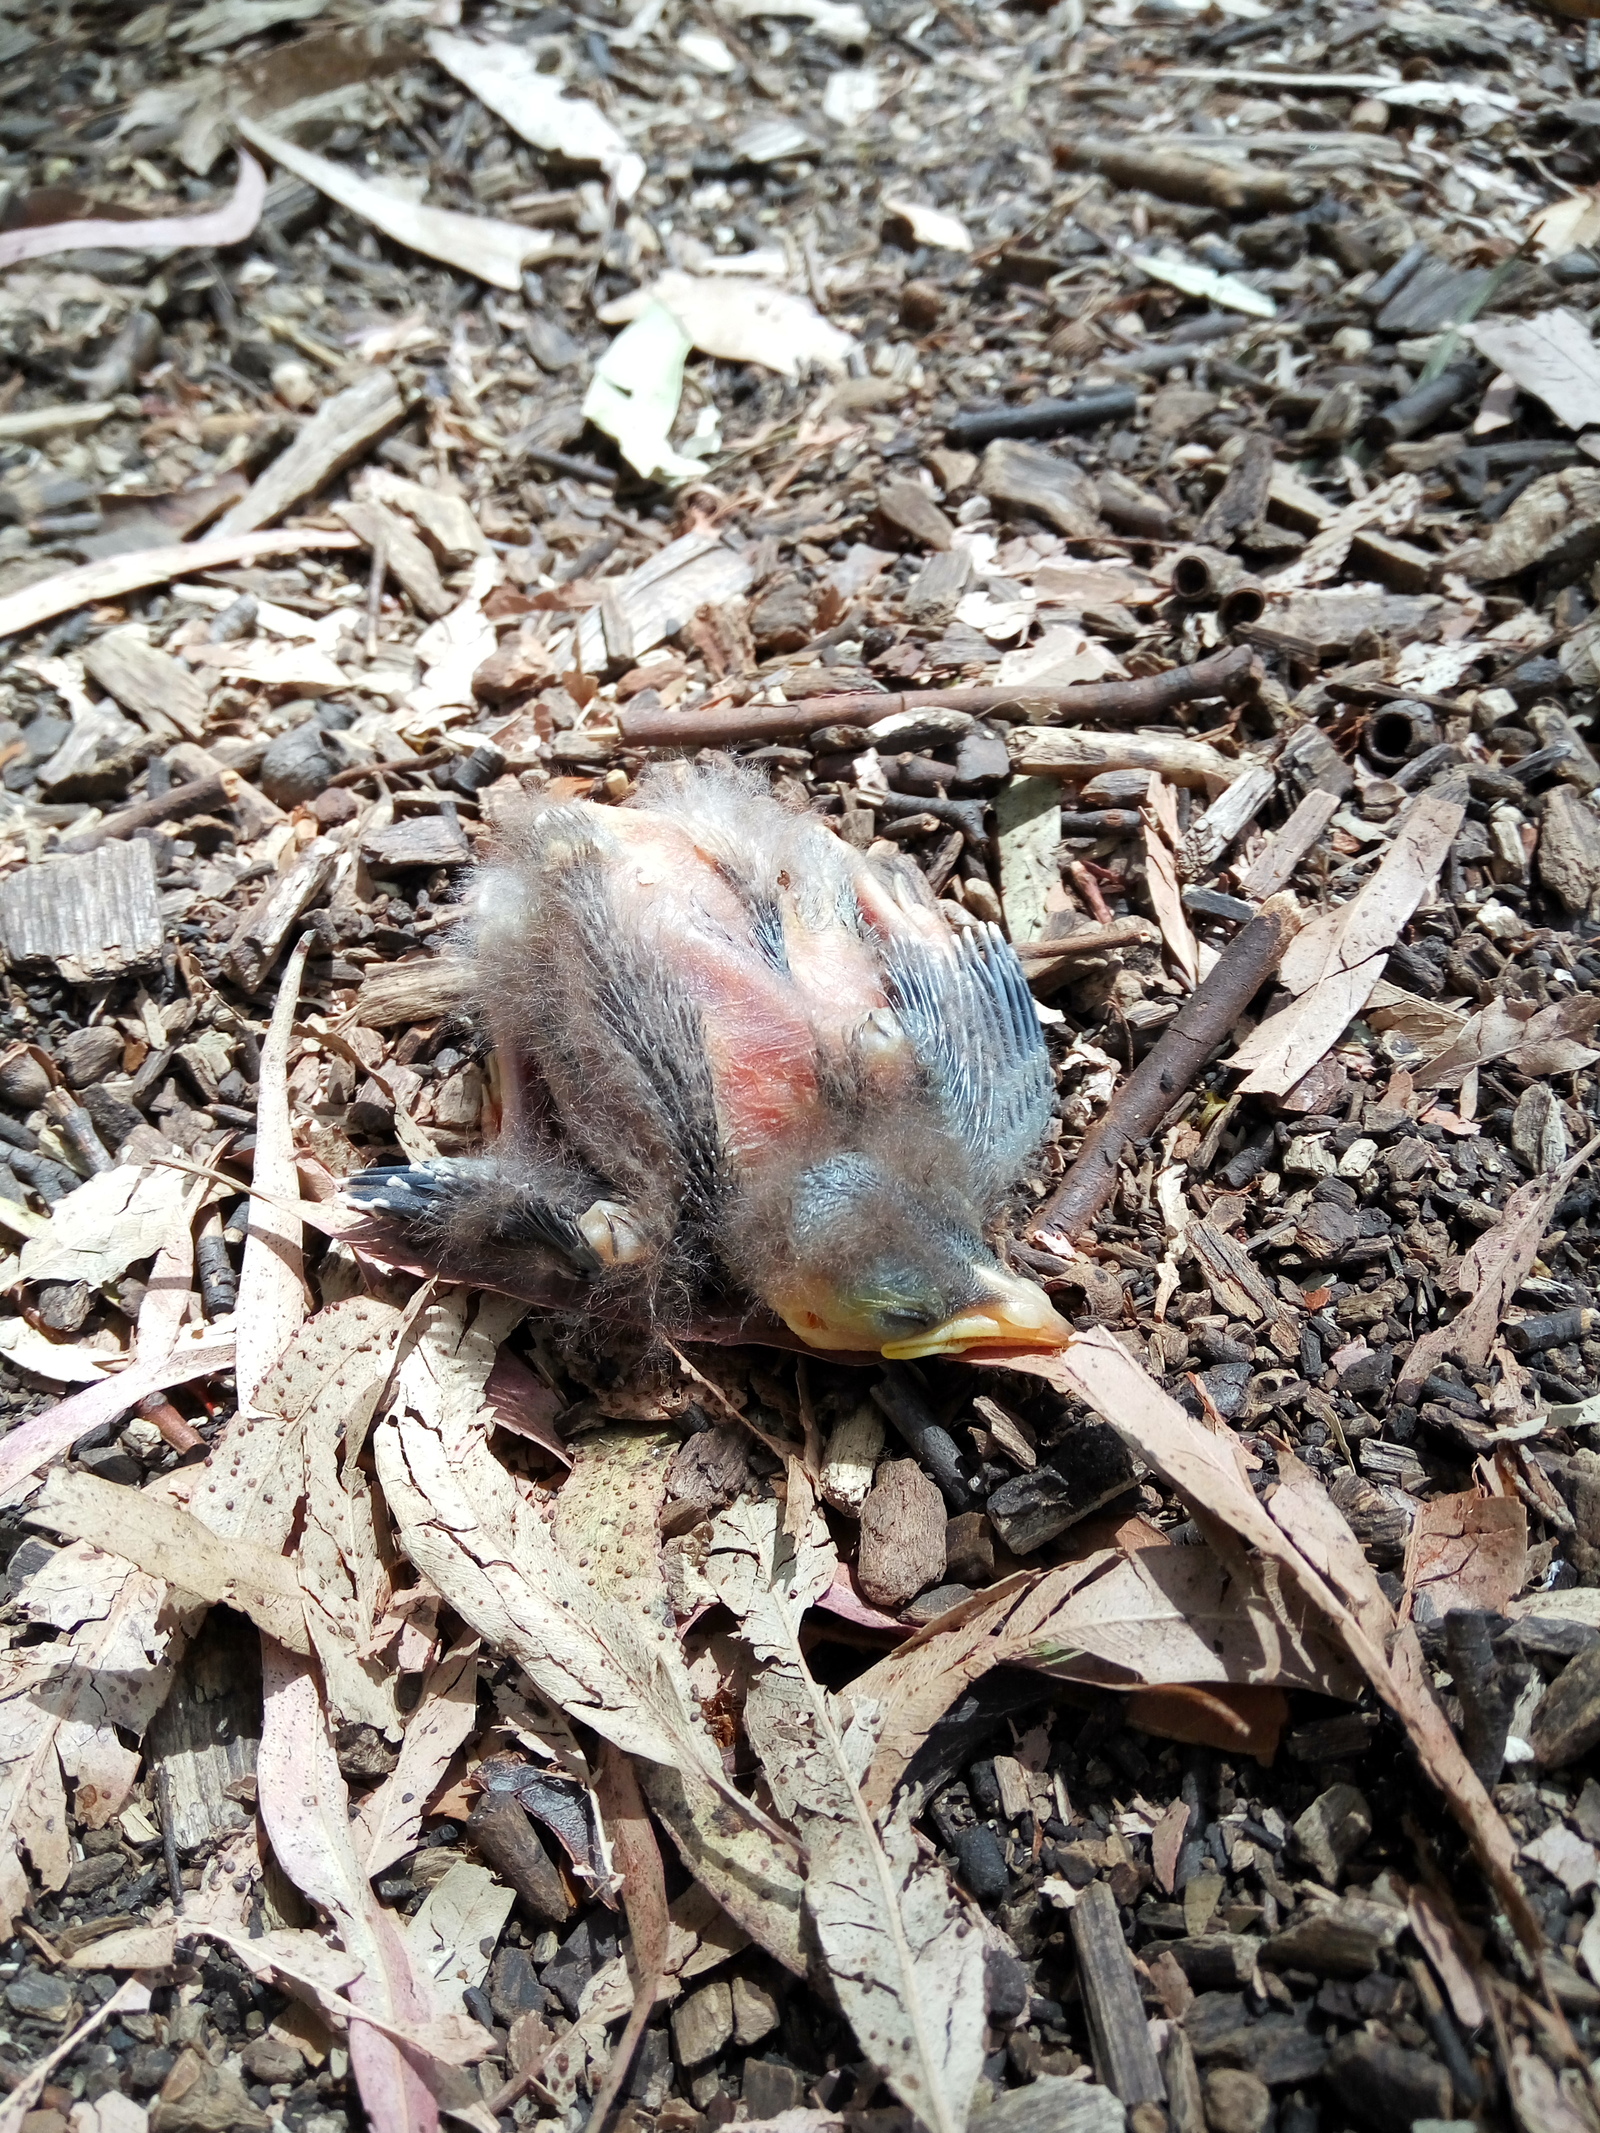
[[735, 1150, 1071, 1360]]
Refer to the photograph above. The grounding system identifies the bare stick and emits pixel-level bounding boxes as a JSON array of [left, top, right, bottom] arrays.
[[1032, 903, 1295, 1240], [616, 644, 1259, 749], [62, 772, 240, 854]]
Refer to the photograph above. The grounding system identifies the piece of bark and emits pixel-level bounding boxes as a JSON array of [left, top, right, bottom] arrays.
[[906, 547, 975, 626], [82, 630, 209, 743], [1188, 1220, 1281, 1324], [216, 371, 407, 536], [820, 1403, 886, 1516], [1348, 528, 1437, 594], [1055, 137, 1312, 214], [996, 775, 1062, 943], [147, 1612, 262, 1855], [1529, 703, 1600, 789], [1537, 787, 1600, 918], [465, 1793, 572, 1927], [979, 439, 1102, 537], [748, 574, 815, 653], [973, 2076, 1127, 2133], [857, 1458, 947, 1609], [617, 644, 1258, 749], [1195, 434, 1275, 549], [335, 498, 452, 619], [362, 813, 473, 871], [348, 955, 474, 1028], [1234, 789, 1341, 902], [223, 837, 340, 992], [0, 840, 164, 984], [878, 477, 954, 551], [1010, 726, 1241, 791], [1071, 1880, 1167, 2106], [0, 528, 360, 647], [1033, 903, 1296, 1239], [573, 531, 754, 672], [1176, 764, 1276, 881], [361, 470, 491, 565]]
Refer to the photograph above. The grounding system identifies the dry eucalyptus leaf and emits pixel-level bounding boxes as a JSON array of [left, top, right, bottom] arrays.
[[372, 1289, 805, 1973], [706, 1490, 987, 2133], [26, 1468, 311, 1653], [16, 1161, 192, 1290]]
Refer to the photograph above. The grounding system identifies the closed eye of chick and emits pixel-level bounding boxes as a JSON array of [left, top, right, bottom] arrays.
[[346, 759, 1072, 1360]]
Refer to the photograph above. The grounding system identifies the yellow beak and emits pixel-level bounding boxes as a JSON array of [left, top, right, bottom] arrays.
[[880, 1269, 1074, 1361]]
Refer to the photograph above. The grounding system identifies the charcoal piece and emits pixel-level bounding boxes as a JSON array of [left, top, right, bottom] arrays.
[[79, 1082, 144, 1152], [1182, 1996, 1328, 2087], [871, 1370, 975, 1510], [1197, 1361, 1251, 1417], [1531, 1640, 1600, 1769], [984, 1945, 1030, 2023], [1321, 2033, 1449, 2132], [541, 1914, 619, 2017], [1260, 1896, 1401, 1978], [487, 1945, 547, 2025], [1445, 1608, 1520, 1788], [258, 721, 340, 808], [985, 1424, 1136, 1553], [948, 390, 1137, 450], [952, 1824, 1010, 1901]]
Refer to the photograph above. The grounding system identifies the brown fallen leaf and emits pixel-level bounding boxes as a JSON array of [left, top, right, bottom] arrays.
[[353, 1641, 480, 1878], [583, 1745, 672, 2133], [1124, 1683, 1289, 1761], [1228, 785, 1466, 1097], [994, 1332, 1540, 1952], [0, 1329, 234, 1510], [844, 1537, 1351, 1815], [1403, 1492, 1529, 1623], [1396, 1136, 1599, 1400], [0, 153, 265, 271], [1415, 992, 1600, 1089], [0, 1545, 194, 1936]]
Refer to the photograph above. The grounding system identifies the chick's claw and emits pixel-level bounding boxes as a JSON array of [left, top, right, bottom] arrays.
[[345, 1156, 612, 1275]]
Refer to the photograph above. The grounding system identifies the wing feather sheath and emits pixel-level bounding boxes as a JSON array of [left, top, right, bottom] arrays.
[[882, 923, 1054, 1210]]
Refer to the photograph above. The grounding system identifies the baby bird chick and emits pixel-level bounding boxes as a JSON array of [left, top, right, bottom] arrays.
[[347, 761, 1069, 1360]]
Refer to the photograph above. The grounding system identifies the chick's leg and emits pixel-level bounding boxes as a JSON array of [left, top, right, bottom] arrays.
[[345, 1156, 630, 1275]]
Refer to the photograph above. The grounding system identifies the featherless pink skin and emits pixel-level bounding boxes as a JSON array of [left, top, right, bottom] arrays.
[[345, 760, 1073, 1358]]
